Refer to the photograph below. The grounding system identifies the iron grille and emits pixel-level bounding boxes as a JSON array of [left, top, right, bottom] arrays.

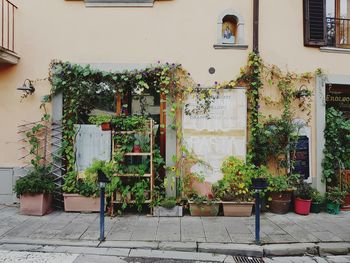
[[233, 256, 264, 263]]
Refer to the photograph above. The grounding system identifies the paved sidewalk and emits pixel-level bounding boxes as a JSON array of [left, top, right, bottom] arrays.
[[1, 204, 349, 245]]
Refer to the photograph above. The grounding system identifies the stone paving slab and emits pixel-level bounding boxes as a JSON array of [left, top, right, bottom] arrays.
[[0, 205, 350, 246]]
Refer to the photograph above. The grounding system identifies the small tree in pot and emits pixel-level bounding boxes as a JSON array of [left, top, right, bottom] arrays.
[[294, 181, 313, 215]]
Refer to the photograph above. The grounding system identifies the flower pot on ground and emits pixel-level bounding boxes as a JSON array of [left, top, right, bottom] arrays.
[[188, 195, 219, 216], [14, 165, 55, 216], [326, 186, 346, 215], [294, 182, 312, 215], [63, 193, 100, 212], [222, 202, 254, 217], [153, 198, 183, 217], [310, 189, 323, 213], [267, 174, 297, 214], [342, 193, 350, 211]]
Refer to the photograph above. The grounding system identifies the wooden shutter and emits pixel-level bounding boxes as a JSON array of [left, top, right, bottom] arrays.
[[303, 0, 327, 47]]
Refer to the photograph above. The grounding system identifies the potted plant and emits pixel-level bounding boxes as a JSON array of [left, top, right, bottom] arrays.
[[294, 181, 312, 215], [310, 189, 324, 213], [153, 197, 183, 217], [188, 194, 219, 216], [88, 114, 113, 131], [212, 157, 255, 217], [325, 186, 346, 215], [131, 180, 149, 212], [14, 165, 55, 216], [267, 174, 297, 214], [133, 140, 141, 153], [63, 160, 114, 212]]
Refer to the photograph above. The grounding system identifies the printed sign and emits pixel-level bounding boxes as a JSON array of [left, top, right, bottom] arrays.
[[183, 88, 247, 183]]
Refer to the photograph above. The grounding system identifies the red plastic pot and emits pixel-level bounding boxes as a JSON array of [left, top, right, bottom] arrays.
[[294, 197, 311, 215]]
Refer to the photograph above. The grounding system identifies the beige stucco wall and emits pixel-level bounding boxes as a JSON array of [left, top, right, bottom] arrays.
[[0, 0, 349, 185]]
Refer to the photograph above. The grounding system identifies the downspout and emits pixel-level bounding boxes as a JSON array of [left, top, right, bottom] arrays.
[[253, 0, 259, 53]]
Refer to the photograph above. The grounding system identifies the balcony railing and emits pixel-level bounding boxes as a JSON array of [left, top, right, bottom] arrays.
[[1, 0, 17, 53], [327, 17, 350, 49]]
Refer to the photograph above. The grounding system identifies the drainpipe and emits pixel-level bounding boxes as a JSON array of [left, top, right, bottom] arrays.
[[253, 0, 259, 53]]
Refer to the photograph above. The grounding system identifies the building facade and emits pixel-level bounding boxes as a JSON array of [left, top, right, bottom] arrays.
[[0, 0, 350, 204]]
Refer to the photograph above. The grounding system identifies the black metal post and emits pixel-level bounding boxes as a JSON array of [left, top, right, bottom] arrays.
[[255, 191, 261, 244], [253, 0, 259, 54], [99, 184, 105, 241]]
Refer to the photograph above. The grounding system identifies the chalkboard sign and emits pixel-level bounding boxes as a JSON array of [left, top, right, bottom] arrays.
[[292, 136, 310, 180]]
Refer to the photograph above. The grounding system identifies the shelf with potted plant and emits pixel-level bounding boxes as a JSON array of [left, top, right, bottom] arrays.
[[110, 117, 155, 216]]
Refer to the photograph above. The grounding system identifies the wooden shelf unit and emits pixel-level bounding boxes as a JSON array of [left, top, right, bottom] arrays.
[[110, 119, 154, 216]]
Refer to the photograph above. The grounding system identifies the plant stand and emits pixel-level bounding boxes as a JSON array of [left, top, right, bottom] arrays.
[[110, 119, 154, 216]]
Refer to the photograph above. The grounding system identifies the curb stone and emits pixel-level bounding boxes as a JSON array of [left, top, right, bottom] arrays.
[[99, 240, 158, 250], [319, 243, 350, 256], [263, 243, 318, 256], [158, 241, 197, 252], [198, 243, 263, 257]]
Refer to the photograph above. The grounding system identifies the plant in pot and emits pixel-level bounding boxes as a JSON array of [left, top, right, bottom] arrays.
[[153, 196, 183, 217], [14, 165, 55, 216], [326, 186, 346, 215], [267, 174, 297, 214], [63, 160, 115, 212], [131, 180, 149, 212], [188, 193, 219, 216], [294, 181, 313, 215], [310, 189, 324, 213], [133, 140, 141, 153], [88, 114, 113, 131]]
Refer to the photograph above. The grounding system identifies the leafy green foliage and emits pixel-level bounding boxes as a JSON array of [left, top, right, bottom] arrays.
[[88, 115, 112, 125], [322, 108, 350, 185], [160, 197, 177, 209], [311, 189, 324, 203], [131, 180, 149, 212], [14, 166, 55, 196], [326, 186, 347, 205], [295, 181, 313, 200]]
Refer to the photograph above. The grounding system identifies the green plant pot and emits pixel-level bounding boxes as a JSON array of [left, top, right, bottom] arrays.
[[310, 202, 321, 213], [326, 202, 340, 215]]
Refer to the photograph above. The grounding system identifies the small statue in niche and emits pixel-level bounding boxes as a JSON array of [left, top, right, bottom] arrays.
[[222, 22, 235, 44]]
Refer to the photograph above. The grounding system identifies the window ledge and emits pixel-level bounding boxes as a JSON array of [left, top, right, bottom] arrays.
[[320, 47, 350, 54], [213, 44, 248, 50], [85, 0, 154, 7]]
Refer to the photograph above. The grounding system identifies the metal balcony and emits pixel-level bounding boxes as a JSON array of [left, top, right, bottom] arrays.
[[327, 17, 350, 49]]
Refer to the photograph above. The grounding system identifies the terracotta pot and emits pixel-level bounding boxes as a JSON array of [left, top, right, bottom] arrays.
[[20, 193, 53, 216], [341, 193, 350, 211], [133, 145, 141, 153], [294, 198, 311, 215], [101, 122, 111, 131], [270, 199, 291, 214], [189, 202, 219, 216], [342, 170, 350, 183], [63, 193, 100, 212], [222, 202, 253, 217]]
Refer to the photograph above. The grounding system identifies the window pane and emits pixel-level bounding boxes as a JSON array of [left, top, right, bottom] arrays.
[[327, 0, 335, 17]]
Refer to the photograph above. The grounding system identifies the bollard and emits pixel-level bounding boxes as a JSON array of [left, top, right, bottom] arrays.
[[251, 177, 268, 245], [255, 191, 261, 245], [99, 183, 105, 241], [98, 169, 110, 242]]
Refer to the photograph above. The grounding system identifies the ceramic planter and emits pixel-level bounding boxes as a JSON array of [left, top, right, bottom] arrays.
[[153, 206, 183, 217], [310, 202, 321, 213], [269, 191, 292, 214], [222, 202, 253, 217], [326, 201, 340, 215], [63, 193, 100, 212], [133, 145, 141, 153], [189, 202, 219, 216], [20, 193, 53, 216], [294, 198, 312, 215]]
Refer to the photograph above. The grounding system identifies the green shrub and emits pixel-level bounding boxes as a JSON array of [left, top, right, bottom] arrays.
[[14, 166, 55, 196], [326, 186, 346, 205], [160, 197, 177, 209]]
